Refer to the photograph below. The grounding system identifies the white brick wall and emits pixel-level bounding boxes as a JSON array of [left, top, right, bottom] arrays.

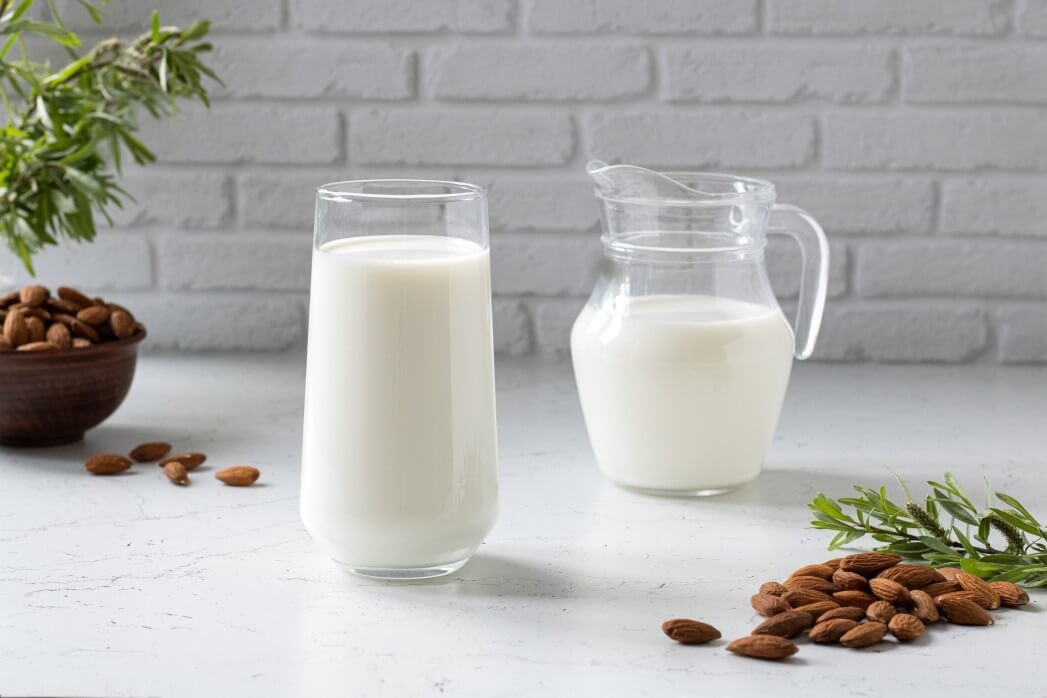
[[1, 0, 1044, 361]]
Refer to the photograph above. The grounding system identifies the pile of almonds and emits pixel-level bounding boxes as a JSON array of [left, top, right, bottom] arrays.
[[85, 441, 261, 487], [662, 551, 1030, 660], [1, 285, 143, 352]]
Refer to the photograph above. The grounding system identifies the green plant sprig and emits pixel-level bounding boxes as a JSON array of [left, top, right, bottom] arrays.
[[809, 472, 1047, 587], [0, 0, 218, 273]]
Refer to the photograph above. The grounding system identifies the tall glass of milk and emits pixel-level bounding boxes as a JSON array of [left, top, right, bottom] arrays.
[[572, 162, 830, 496], [302, 180, 498, 579]]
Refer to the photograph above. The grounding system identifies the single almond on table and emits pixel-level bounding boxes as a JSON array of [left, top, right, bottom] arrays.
[[989, 581, 1029, 607], [937, 595, 994, 626], [16, 341, 59, 352], [888, 613, 925, 641], [838, 552, 902, 577], [920, 580, 961, 598], [866, 600, 897, 623], [19, 284, 48, 307], [163, 461, 189, 486], [751, 610, 813, 638], [783, 575, 836, 594], [160, 452, 207, 470], [869, 577, 912, 605], [788, 564, 834, 580], [45, 322, 71, 349], [58, 286, 93, 309], [750, 593, 789, 617], [661, 619, 720, 645], [76, 305, 111, 326], [809, 618, 858, 644], [783, 588, 832, 608], [758, 581, 787, 597], [909, 589, 940, 623], [831, 569, 868, 591], [955, 572, 1001, 610], [215, 465, 260, 486], [832, 590, 877, 609], [792, 600, 839, 621], [129, 441, 173, 463], [876, 563, 944, 589], [839, 621, 887, 648], [85, 454, 133, 475], [726, 635, 797, 661]]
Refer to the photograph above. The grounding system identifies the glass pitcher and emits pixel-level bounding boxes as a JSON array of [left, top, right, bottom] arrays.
[[571, 161, 829, 496]]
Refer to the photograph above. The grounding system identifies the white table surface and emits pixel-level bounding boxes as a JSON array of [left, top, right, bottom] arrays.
[[1, 355, 1045, 697]]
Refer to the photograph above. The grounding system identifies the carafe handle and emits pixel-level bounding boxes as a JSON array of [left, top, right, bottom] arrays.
[[768, 204, 829, 360]]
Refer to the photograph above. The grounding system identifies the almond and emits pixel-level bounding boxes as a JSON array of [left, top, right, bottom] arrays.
[[77, 305, 110, 326], [110, 309, 135, 339], [0, 336, 11, 351], [45, 322, 71, 349], [758, 581, 787, 597], [937, 595, 994, 626], [788, 564, 834, 580], [909, 589, 940, 623], [661, 618, 720, 645], [869, 578, 912, 605], [751, 610, 813, 639], [839, 621, 887, 648], [920, 580, 962, 598], [936, 566, 963, 581], [24, 315, 44, 342], [47, 297, 80, 314], [3, 308, 27, 347], [51, 312, 75, 327], [935, 590, 993, 610], [16, 341, 58, 352], [58, 286, 93, 309], [19, 284, 47, 307], [955, 572, 1001, 610], [783, 576, 836, 594], [817, 606, 867, 623], [822, 558, 843, 571], [783, 588, 833, 608], [726, 635, 798, 661], [832, 590, 877, 609], [838, 552, 902, 577], [215, 465, 260, 486], [85, 454, 132, 475], [866, 600, 897, 623], [71, 318, 100, 342], [0, 290, 18, 307], [990, 581, 1029, 608], [809, 618, 858, 643], [160, 452, 207, 470], [72, 337, 92, 349], [876, 563, 945, 589], [792, 600, 839, 621], [129, 441, 173, 463], [751, 593, 790, 617], [163, 461, 189, 486], [832, 569, 869, 591], [888, 613, 924, 641]]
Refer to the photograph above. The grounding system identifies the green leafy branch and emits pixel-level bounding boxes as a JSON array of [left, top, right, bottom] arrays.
[[809, 472, 1047, 587], [0, 0, 218, 273]]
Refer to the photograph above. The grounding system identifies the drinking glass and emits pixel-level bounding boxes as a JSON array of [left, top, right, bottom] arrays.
[[301, 180, 498, 579]]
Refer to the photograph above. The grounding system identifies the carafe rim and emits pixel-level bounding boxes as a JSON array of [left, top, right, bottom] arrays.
[[587, 161, 776, 207]]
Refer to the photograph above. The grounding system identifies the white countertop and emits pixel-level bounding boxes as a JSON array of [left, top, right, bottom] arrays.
[[2, 356, 1045, 697]]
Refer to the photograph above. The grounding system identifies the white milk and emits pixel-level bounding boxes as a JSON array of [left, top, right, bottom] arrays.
[[301, 235, 498, 570], [571, 294, 794, 493]]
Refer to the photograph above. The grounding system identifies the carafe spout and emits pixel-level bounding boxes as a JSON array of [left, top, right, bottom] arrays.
[[586, 160, 720, 204]]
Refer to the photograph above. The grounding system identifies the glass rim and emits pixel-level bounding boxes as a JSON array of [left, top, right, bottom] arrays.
[[316, 179, 486, 204]]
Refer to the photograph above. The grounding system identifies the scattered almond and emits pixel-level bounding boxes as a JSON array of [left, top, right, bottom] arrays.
[[920, 580, 961, 598], [726, 635, 797, 661], [788, 564, 834, 580], [783, 588, 833, 608], [129, 441, 173, 463], [866, 600, 897, 623], [869, 577, 912, 605], [817, 606, 867, 623], [839, 621, 887, 648], [758, 581, 787, 597], [935, 590, 994, 610], [821, 558, 843, 571], [955, 572, 1001, 610], [937, 595, 994, 626], [72, 337, 92, 349], [661, 618, 721, 645], [909, 589, 940, 624], [163, 461, 189, 486], [838, 552, 902, 577], [876, 563, 944, 589], [831, 569, 868, 591], [160, 452, 207, 470], [71, 318, 100, 342], [832, 590, 877, 610], [783, 575, 836, 594], [990, 581, 1029, 608], [215, 465, 260, 487], [809, 618, 858, 644], [888, 613, 924, 641], [792, 600, 839, 622], [85, 454, 132, 475], [751, 593, 789, 617], [751, 610, 813, 639]]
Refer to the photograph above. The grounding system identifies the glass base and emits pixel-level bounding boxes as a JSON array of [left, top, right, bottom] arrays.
[[338, 556, 471, 580], [616, 482, 749, 498]]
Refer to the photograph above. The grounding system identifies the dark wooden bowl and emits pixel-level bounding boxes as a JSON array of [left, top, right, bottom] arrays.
[[0, 331, 145, 447]]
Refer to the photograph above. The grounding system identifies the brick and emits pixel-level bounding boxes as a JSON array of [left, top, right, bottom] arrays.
[[138, 106, 340, 165], [124, 296, 304, 350], [585, 111, 815, 168], [769, 0, 1011, 36], [351, 110, 573, 166], [774, 176, 934, 234], [211, 41, 413, 99], [766, 238, 848, 300], [110, 171, 231, 228], [158, 236, 311, 291], [855, 241, 1047, 298], [292, 0, 513, 34], [996, 306, 1047, 362], [491, 234, 602, 295], [1, 234, 152, 291], [1018, 0, 1047, 36], [905, 45, 1047, 104], [55, 0, 281, 32], [486, 176, 600, 232], [239, 172, 332, 230], [665, 46, 893, 103], [941, 178, 1047, 237], [430, 45, 650, 101], [529, 297, 586, 354], [813, 304, 988, 362], [493, 298, 532, 354], [823, 111, 1047, 171], [528, 0, 757, 35]]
